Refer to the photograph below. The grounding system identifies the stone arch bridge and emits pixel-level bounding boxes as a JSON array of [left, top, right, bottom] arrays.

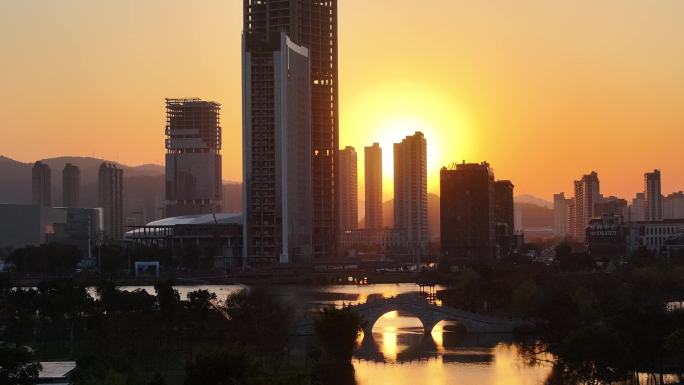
[[351, 293, 534, 335]]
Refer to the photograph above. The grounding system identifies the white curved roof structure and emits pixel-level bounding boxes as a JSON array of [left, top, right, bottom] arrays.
[[146, 213, 243, 226], [125, 213, 243, 239]]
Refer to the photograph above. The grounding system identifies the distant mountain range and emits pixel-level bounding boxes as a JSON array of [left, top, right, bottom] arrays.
[[0, 155, 554, 230]]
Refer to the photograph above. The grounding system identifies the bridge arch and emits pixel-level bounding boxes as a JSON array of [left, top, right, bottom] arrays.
[[358, 303, 451, 336]]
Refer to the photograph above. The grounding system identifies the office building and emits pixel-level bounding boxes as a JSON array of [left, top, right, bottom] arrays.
[[364, 143, 383, 230], [572, 171, 600, 241], [644, 169, 662, 221], [242, 0, 339, 260], [553, 193, 570, 237], [32, 161, 51, 207], [62, 163, 80, 208], [243, 30, 312, 263], [98, 163, 124, 241], [0, 204, 101, 256], [440, 162, 495, 259], [338, 146, 358, 231], [394, 132, 428, 261], [165, 98, 223, 217]]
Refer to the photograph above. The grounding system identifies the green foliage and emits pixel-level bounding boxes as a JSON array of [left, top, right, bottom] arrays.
[[510, 280, 544, 318], [183, 347, 255, 385], [224, 288, 293, 355], [7, 242, 81, 273], [0, 345, 41, 385], [314, 306, 364, 362]]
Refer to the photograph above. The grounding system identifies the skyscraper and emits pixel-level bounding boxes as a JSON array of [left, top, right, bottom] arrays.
[[32, 161, 51, 207], [338, 146, 358, 231], [62, 163, 80, 208], [644, 169, 662, 221], [394, 132, 428, 260], [494, 180, 515, 235], [242, 0, 339, 260], [572, 171, 600, 241], [243, 27, 313, 263], [440, 162, 495, 259], [98, 163, 123, 241], [165, 98, 223, 217], [364, 143, 383, 230], [553, 193, 569, 237]]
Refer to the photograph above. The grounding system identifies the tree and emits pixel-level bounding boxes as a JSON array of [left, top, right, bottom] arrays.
[[510, 280, 544, 318], [187, 289, 217, 330], [314, 306, 364, 362], [224, 288, 293, 355], [0, 345, 41, 385], [184, 348, 256, 385]]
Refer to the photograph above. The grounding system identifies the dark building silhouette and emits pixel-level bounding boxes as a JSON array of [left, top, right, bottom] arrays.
[[644, 169, 662, 221], [242, 0, 339, 260], [440, 162, 495, 260], [595, 196, 627, 218], [62, 163, 80, 208], [394, 132, 428, 261], [494, 180, 515, 255], [32, 161, 51, 207], [339, 146, 358, 231], [165, 98, 223, 217], [98, 163, 123, 241], [364, 143, 383, 230]]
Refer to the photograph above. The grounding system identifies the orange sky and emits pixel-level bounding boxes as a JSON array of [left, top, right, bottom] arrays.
[[1, 0, 683, 202]]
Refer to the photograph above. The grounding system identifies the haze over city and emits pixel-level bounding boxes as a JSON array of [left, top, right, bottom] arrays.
[[2, 0, 684, 200]]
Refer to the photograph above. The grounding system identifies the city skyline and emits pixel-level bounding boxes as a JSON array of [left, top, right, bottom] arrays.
[[2, 0, 684, 201]]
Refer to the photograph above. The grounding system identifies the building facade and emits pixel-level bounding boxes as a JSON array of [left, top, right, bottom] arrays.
[[32, 161, 51, 207], [595, 196, 628, 218], [364, 143, 383, 230], [243, 30, 313, 264], [644, 169, 662, 221], [440, 162, 495, 260], [394, 132, 428, 261], [165, 98, 223, 217], [572, 171, 600, 241], [663, 192, 684, 219], [338, 146, 358, 231], [553, 193, 570, 237], [242, 0, 339, 260], [98, 163, 124, 241], [62, 163, 80, 208]]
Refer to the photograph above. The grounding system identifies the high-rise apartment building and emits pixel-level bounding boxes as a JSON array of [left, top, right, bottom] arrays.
[[394, 132, 428, 260], [338, 146, 358, 231], [165, 98, 223, 217], [627, 193, 646, 222], [98, 163, 123, 241], [494, 180, 515, 234], [663, 191, 684, 219], [243, 29, 313, 263], [242, 0, 339, 260], [440, 162, 495, 259], [364, 143, 383, 230], [553, 193, 569, 237], [62, 163, 80, 208], [572, 171, 600, 241], [32, 161, 51, 207], [595, 196, 628, 218], [644, 169, 662, 221]]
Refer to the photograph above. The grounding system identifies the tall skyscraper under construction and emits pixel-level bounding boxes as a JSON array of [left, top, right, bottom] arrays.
[[165, 98, 223, 217], [242, 0, 339, 263]]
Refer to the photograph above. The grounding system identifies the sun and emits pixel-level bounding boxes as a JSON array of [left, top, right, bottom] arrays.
[[341, 81, 472, 199]]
